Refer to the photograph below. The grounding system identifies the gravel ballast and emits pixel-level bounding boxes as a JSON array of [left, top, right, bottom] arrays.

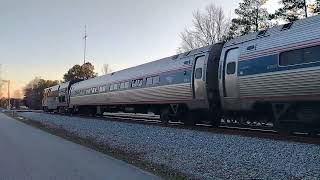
[[17, 112, 320, 179]]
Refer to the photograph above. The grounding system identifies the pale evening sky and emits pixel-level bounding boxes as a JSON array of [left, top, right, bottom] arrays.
[[0, 0, 280, 97]]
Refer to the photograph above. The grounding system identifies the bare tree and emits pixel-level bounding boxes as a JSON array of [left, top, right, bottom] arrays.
[[13, 90, 22, 99], [178, 4, 231, 53], [102, 64, 112, 75], [0, 81, 3, 98]]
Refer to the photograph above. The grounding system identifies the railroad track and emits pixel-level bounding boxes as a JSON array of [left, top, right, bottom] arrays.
[[69, 112, 320, 144], [103, 113, 320, 144], [17, 110, 320, 145]]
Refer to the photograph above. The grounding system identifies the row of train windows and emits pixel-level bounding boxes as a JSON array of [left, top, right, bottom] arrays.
[[146, 76, 160, 86], [58, 96, 66, 103], [110, 76, 160, 91], [225, 45, 320, 75], [74, 75, 161, 96], [109, 81, 130, 91], [279, 45, 320, 66]]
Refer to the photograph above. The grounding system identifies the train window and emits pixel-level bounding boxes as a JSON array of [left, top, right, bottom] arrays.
[[280, 49, 303, 66], [153, 76, 160, 84], [114, 84, 118, 90], [131, 80, 136, 88], [195, 68, 202, 79], [120, 82, 125, 89], [124, 82, 130, 89], [109, 84, 114, 91], [132, 79, 143, 88], [303, 45, 320, 63], [99, 86, 103, 92], [280, 45, 320, 66], [226, 62, 236, 74], [92, 87, 97, 93], [146, 77, 153, 86]]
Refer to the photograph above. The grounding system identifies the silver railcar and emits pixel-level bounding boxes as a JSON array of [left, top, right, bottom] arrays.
[[69, 44, 223, 125], [42, 84, 60, 112], [43, 80, 81, 113], [219, 15, 320, 131]]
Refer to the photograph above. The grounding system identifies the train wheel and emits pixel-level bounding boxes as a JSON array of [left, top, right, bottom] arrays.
[[274, 120, 294, 135], [209, 110, 221, 127], [183, 111, 197, 126], [160, 107, 170, 125]]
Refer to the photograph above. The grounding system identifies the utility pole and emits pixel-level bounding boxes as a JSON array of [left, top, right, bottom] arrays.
[[83, 25, 88, 64]]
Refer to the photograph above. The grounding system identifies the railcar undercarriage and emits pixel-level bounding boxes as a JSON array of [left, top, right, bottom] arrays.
[[272, 102, 320, 135], [220, 102, 320, 135]]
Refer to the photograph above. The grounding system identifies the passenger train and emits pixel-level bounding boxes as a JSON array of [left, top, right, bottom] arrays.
[[42, 15, 320, 133]]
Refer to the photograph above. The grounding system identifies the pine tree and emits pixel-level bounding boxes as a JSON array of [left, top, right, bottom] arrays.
[[271, 0, 308, 22], [310, 0, 320, 14], [227, 0, 270, 38]]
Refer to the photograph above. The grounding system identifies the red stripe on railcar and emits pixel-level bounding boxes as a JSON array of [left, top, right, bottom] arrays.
[[240, 94, 320, 101]]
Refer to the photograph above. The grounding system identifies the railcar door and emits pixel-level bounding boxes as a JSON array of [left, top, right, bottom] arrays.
[[193, 55, 206, 100], [222, 48, 240, 109]]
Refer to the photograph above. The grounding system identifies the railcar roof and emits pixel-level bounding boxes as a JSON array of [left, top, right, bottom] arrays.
[[71, 45, 213, 90], [46, 84, 60, 91], [224, 14, 320, 47], [59, 82, 69, 89]]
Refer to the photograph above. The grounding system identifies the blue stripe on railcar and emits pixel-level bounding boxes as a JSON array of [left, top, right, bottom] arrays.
[[238, 54, 320, 76], [144, 69, 192, 88]]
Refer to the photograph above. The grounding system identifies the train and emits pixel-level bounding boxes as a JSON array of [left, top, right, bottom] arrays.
[[42, 15, 320, 134]]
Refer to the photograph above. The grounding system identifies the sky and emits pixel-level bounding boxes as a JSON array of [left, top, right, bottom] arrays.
[[0, 0, 280, 98]]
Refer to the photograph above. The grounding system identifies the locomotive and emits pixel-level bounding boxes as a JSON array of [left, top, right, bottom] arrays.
[[43, 15, 320, 133]]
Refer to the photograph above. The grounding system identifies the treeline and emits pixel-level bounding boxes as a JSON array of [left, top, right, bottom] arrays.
[[23, 78, 60, 109], [0, 98, 9, 108], [23, 62, 97, 110], [179, 0, 320, 52], [0, 98, 23, 109]]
